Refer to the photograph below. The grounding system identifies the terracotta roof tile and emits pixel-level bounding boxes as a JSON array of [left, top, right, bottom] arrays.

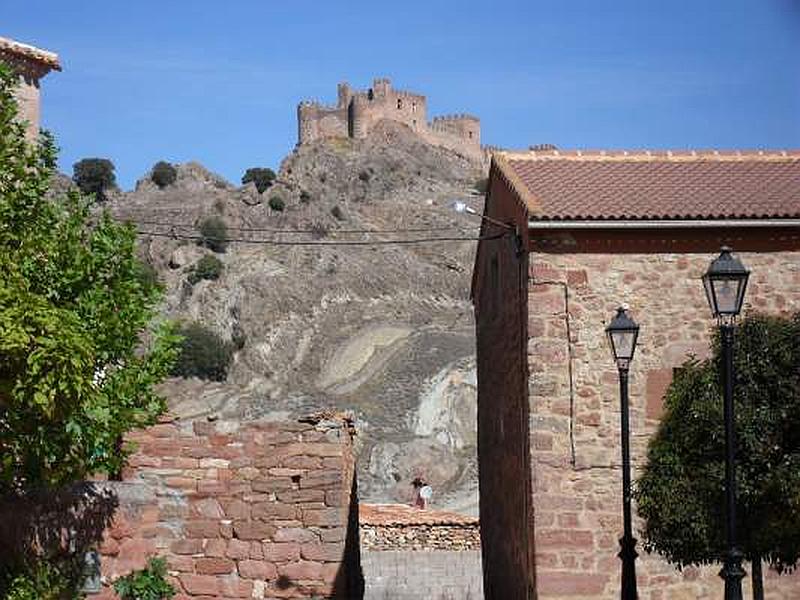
[[494, 150, 800, 221], [0, 36, 61, 71], [359, 503, 478, 527]]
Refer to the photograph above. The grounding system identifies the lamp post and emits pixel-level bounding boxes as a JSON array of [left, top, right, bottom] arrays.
[[606, 305, 640, 600], [702, 246, 750, 600]]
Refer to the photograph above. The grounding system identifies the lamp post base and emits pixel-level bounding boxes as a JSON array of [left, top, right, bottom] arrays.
[[618, 535, 638, 600], [719, 548, 746, 600]]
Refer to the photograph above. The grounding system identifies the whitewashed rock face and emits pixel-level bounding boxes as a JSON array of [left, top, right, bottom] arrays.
[[108, 121, 486, 513]]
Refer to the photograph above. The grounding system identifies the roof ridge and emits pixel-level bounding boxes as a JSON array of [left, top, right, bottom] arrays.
[[497, 149, 800, 162]]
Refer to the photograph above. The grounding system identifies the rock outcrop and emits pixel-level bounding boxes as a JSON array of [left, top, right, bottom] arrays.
[[106, 120, 486, 514]]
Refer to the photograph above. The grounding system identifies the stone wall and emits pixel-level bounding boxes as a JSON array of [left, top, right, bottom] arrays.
[[92, 413, 362, 599], [296, 78, 482, 162], [359, 503, 483, 599], [473, 174, 534, 600], [361, 551, 483, 600], [527, 249, 800, 599]]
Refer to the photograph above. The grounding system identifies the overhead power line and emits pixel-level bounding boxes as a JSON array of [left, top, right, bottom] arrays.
[[126, 218, 479, 235], [135, 229, 508, 246]]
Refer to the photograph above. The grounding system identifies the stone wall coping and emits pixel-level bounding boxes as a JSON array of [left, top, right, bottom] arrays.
[[360, 503, 479, 527], [0, 36, 61, 70]]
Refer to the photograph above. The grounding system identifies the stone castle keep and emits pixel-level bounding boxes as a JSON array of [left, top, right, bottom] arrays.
[[298, 78, 482, 161]]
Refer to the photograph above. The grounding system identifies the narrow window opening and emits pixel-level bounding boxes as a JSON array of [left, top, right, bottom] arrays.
[[397, 98, 403, 110]]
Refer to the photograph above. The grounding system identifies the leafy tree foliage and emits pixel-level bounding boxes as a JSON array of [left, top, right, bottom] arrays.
[[0, 64, 179, 492], [151, 161, 177, 189], [171, 322, 234, 382], [268, 195, 285, 212], [198, 216, 228, 253], [635, 313, 800, 580], [114, 556, 175, 599], [72, 157, 116, 202], [188, 254, 223, 285], [241, 167, 276, 193]]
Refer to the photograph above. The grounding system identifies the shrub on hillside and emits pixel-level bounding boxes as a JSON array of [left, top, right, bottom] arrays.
[[242, 167, 276, 193], [269, 195, 285, 212], [72, 158, 116, 201], [299, 190, 312, 203], [331, 205, 344, 221], [151, 161, 177, 188], [474, 177, 489, 194], [198, 216, 228, 253], [188, 255, 223, 285], [172, 322, 234, 382]]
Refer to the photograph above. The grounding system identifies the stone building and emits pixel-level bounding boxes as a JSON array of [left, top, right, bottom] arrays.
[[470, 149, 800, 599], [0, 35, 60, 139], [297, 78, 482, 162]]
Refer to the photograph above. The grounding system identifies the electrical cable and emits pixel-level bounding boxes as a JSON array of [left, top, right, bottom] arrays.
[[127, 218, 478, 235], [135, 229, 509, 246]]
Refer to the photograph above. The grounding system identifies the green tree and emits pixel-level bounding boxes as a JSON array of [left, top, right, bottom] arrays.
[[171, 322, 234, 382], [198, 216, 228, 253], [241, 167, 276, 193], [635, 313, 800, 598], [0, 64, 180, 491], [188, 255, 223, 285], [268, 195, 285, 212], [151, 161, 177, 189], [0, 62, 180, 600], [72, 157, 116, 202]]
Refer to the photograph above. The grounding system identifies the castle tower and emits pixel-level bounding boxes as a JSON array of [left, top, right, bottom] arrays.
[[350, 94, 369, 139], [337, 82, 352, 109], [0, 36, 61, 140], [372, 77, 391, 98], [297, 102, 319, 145]]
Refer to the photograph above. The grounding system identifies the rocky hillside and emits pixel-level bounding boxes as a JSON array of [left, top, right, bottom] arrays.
[[108, 121, 487, 514]]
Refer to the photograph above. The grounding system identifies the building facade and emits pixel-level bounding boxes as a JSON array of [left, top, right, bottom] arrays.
[[472, 149, 800, 599], [297, 78, 482, 161], [0, 36, 60, 139]]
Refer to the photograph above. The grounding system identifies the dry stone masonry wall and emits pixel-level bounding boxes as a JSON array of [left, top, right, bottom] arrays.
[[93, 413, 361, 599]]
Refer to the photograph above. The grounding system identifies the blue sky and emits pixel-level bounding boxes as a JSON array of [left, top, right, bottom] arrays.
[[5, 0, 800, 189]]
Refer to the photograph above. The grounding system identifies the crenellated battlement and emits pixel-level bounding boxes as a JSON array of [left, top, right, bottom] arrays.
[[296, 77, 482, 162], [431, 113, 480, 123]]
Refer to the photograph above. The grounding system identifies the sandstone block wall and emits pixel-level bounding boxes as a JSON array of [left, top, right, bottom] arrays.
[[473, 174, 534, 600], [527, 250, 800, 599], [361, 550, 483, 600], [92, 415, 361, 599]]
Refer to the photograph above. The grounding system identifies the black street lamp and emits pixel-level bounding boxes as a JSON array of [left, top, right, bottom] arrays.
[[702, 246, 750, 600], [606, 305, 640, 600]]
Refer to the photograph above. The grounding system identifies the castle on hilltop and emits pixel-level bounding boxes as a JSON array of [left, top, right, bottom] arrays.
[[298, 78, 482, 162]]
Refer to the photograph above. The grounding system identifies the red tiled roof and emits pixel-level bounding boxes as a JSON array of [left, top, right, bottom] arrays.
[[359, 503, 478, 527], [494, 150, 800, 221], [0, 36, 61, 70]]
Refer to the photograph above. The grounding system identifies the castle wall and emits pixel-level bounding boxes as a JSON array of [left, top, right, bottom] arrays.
[[297, 103, 348, 144], [297, 78, 481, 162]]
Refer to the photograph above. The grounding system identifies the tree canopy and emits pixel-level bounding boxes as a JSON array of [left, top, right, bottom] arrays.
[[635, 312, 800, 575], [72, 158, 116, 202], [241, 167, 276, 193], [0, 64, 179, 492]]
